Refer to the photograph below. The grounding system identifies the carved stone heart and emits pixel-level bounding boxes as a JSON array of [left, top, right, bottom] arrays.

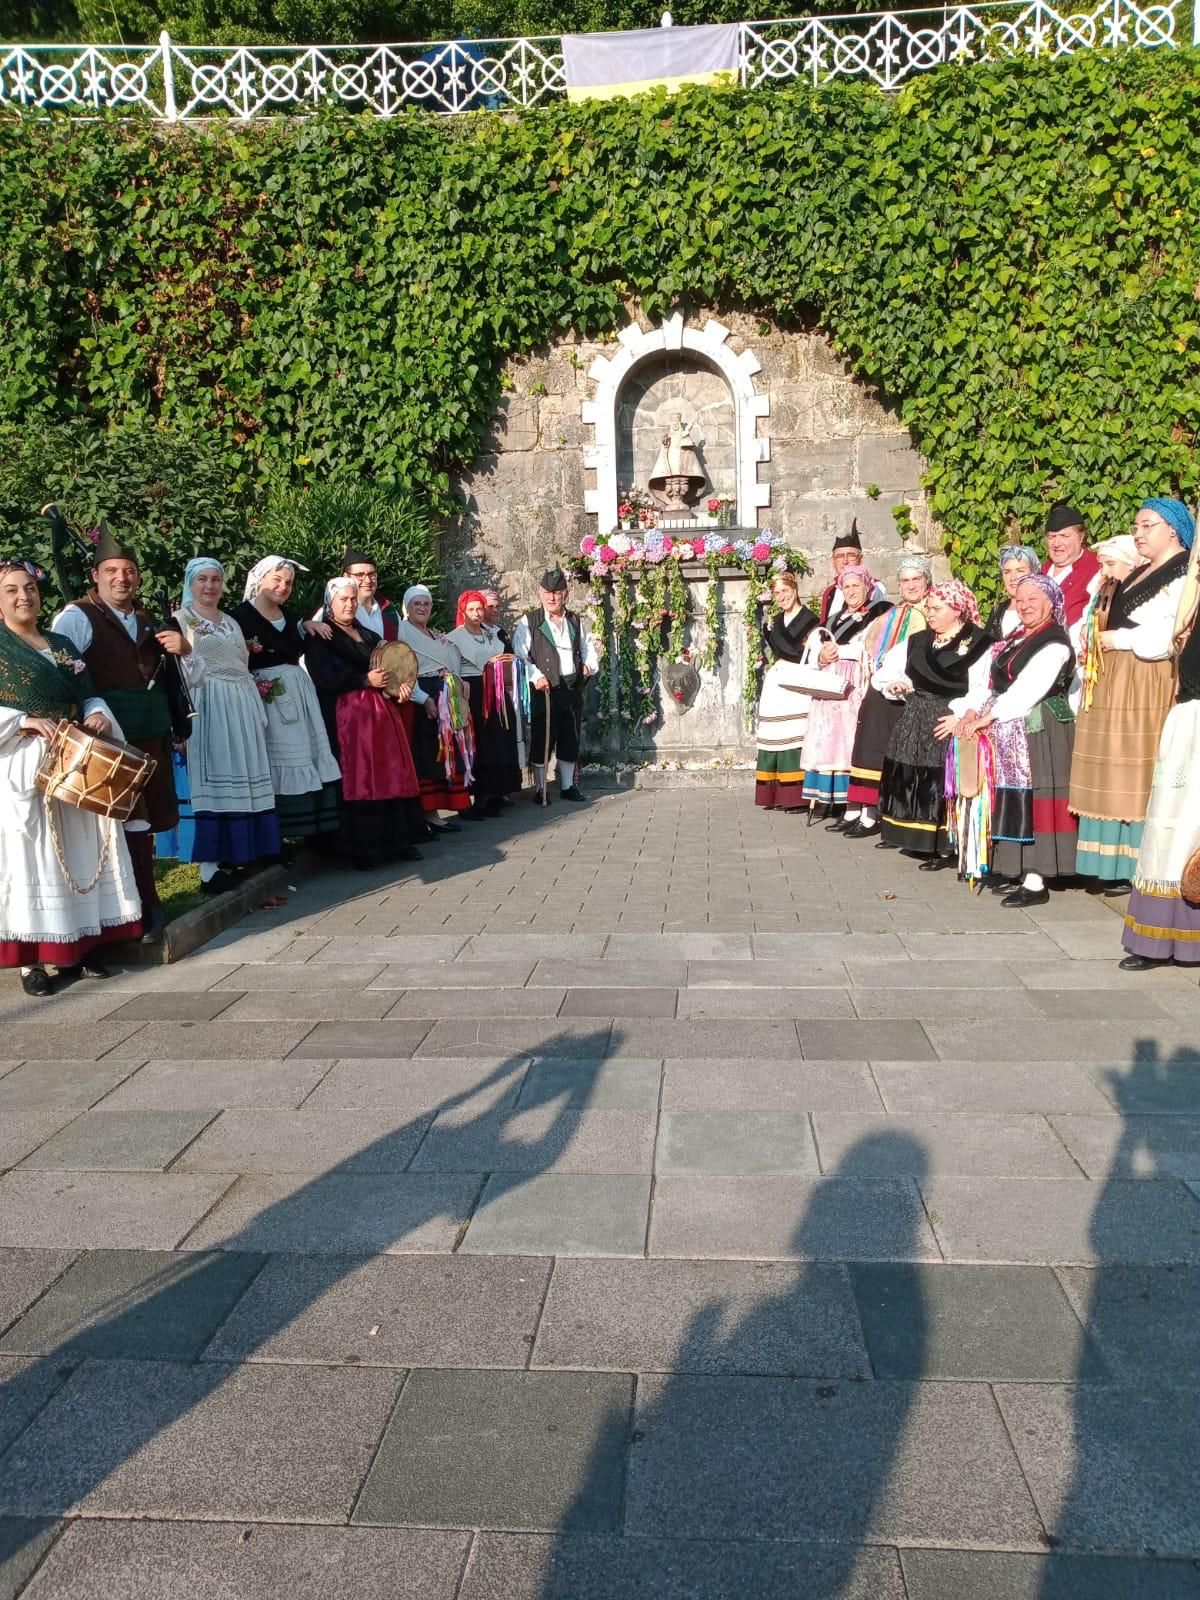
[[662, 659, 701, 712]]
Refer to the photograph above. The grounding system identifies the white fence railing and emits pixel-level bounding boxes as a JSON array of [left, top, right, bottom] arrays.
[[0, 1, 1189, 120]]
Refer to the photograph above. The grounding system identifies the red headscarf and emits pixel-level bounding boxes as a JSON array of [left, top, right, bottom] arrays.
[[455, 589, 488, 627]]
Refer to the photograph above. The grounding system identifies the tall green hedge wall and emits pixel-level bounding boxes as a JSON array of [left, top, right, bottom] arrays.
[[0, 48, 1197, 592]]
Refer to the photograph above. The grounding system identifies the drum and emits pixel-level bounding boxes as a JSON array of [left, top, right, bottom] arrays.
[[35, 721, 157, 822], [370, 640, 419, 698]]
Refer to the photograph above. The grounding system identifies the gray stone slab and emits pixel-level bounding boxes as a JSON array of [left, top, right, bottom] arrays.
[[685, 960, 849, 988], [815, 1114, 1082, 1178], [20, 1521, 468, 1600], [0, 1172, 234, 1251], [626, 1374, 1041, 1545], [657, 1113, 819, 1176], [219, 990, 394, 1021], [995, 1382, 1200, 1556], [0, 1250, 265, 1361], [0, 1061, 138, 1112], [1055, 1265, 1200, 1382], [650, 1176, 940, 1261], [460, 1174, 650, 1257], [924, 1020, 1200, 1064], [606, 1020, 799, 1060], [417, 1021, 614, 1058], [353, 1369, 632, 1532], [676, 988, 856, 1019], [559, 988, 678, 1019], [100, 1059, 331, 1111], [195, 929, 329, 962], [0, 1110, 80, 1171], [106, 1020, 316, 1061], [1049, 1115, 1200, 1179], [1010, 958, 1198, 991], [850, 1263, 1091, 1380], [901, 1549, 1200, 1600], [387, 988, 565, 1018], [1085, 1058, 1200, 1113], [19, 1110, 214, 1172], [311, 935, 468, 962], [460, 1534, 905, 1600], [533, 1258, 869, 1377], [662, 1060, 883, 1113], [0, 1357, 74, 1456], [1025, 988, 1172, 1021], [603, 934, 753, 962], [302, 1057, 527, 1114], [750, 933, 910, 962], [103, 992, 242, 1022], [531, 960, 688, 989], [0, 1024, 145, 1062], [0, 1250, 76, 1337], [212, 963, 387, 991], [183, 1172, 481, 1255], [1044, 923, 1136, 960], [411, 1106, 654, 1175], [845, 959, 1021, 989], [367, 961, 536, 990], [174, 1108, 432, 1174], [0, 1358, 400, 1521], [798, 1020, 935, 1060], [459, 935, 607, 961], [874, 1061, 1115, 1115], [899, 932, 1065, 962], [0, 1517, 61, 1600], [851, 988, 1041, 1020], [517, 1060, 661, 1113], [205, 1254, 550, 1368], [923, 1177, 1200, 1264]]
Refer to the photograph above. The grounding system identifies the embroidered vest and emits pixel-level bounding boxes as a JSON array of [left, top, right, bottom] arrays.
[[524, 607, 584, 686]]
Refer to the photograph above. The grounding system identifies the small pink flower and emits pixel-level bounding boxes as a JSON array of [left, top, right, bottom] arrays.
[[706, 497, 721, 513], [661, 536, 673, 553], [691, 538, 707, 558], [718, 542, 734, 556], [599, 545, 616, 564], [751, 542, 772, 562], [642, 713, 656, 724], [580, 535, 597, 556]]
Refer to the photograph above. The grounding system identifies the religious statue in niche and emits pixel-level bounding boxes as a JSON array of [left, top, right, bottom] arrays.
[[648, 413, 706, 511]]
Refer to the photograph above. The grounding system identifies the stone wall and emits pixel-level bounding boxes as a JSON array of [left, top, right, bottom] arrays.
[[445, 309, 945, 613]]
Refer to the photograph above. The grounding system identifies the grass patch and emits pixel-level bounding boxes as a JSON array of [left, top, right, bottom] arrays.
[[153, 858, 205, 923]]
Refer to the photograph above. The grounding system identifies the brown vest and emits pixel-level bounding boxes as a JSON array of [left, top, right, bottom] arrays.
[[75, 592, 171, 742]]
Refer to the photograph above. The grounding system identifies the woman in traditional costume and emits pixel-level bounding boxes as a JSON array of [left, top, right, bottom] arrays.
[[232, 557, 342, 847], [1120, 525, 1200, 968], [803, 565, 891, 824], [1077, 534, 1143, 703], [305, 577, 425, 870], [0, 561, 141, 994], [447, 589, 523, 819], [1068, 498, 1192, 894], [842, 554, 931, 840], [174, 558, 281, 896], [947, 574, 1078, 903], [395, 585, 473, 830], [982, 545, 1040, 643], [874, 579, 992, 865], [753, 571, 819, 811]]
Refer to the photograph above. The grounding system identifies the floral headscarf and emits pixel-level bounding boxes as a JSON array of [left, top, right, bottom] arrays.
[[927, 579, 981, 627], [836, 563, 875, 598], [182, 557, 223, 610], [1014, 571, 1066, 628], [455, 589, 488, 627], [999, 544, 1040, 574]]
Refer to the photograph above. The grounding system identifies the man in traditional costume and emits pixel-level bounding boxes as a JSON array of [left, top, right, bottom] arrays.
[[1042, 501, 1100, 648], [342, 547, 402, 640], [819, 523, 887, 626], [512, 568, 599, 805], [52, 527, 200, 942]]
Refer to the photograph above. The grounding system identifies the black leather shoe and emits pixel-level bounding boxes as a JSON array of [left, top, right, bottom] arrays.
[[532, 788, 550, 806], [57, 960, 110, 982], [1103, 881, 1132, 897], [464, 806, 490, 822], [438, 820, 464, 834], [560, 786, 589, 803], [1119, 953, 1165, 972], [201, 870, 237, 897], [20, 966, 52, 997], [987, 877, 1017, 894], [1001, 886, 1050, 908], [140, 904, 167, 944], [825, 815, 851, 832], [918, 856, 955, 872], [843, 821, 878, 840], [874, 839, 898, 851]]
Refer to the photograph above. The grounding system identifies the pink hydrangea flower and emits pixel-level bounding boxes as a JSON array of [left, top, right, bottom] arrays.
[[580, 535, 597, 556], [691, 537, 707, 558], [599, 545, 617, 564], [718, 542, 734, 556], [751, 542, 772, 562], [661, 537, 674, 553]]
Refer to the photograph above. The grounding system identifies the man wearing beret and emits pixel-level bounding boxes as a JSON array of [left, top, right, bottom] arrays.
[[512, 568, 599, 804], [1042, 501, 1101, 649]]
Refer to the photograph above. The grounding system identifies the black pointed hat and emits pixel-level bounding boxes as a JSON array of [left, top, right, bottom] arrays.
[[538, 567, 569, 593], [342, 545, 375, 571], [93, 520, 139, 567], [1045, 501, 1086, 534], [832, 520, 863, 553]]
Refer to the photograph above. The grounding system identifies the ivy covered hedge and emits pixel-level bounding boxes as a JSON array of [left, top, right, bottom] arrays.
[[0, 48, 1197, 600]]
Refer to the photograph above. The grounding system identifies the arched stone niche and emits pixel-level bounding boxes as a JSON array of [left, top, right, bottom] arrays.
[[583, 314, 770, 531]]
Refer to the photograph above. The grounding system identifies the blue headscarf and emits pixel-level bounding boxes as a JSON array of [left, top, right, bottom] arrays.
[[1141, 498, 1195, 551], [999, 544, 1041, 574], [182, 556, 224, 609]]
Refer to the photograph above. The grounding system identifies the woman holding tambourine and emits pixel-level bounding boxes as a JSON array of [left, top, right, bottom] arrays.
[[0, 560, 141, 995]]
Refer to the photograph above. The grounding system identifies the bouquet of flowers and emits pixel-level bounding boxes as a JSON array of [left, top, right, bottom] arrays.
[[256, 676, 286, 704]]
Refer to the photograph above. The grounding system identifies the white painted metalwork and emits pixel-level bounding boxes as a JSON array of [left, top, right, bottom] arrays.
[[0, 0, 1183, 120]]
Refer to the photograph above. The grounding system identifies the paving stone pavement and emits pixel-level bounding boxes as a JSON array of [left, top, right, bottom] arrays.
[[1, 787, 1199, 1598]]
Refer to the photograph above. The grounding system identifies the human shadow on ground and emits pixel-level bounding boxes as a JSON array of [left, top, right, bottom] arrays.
[[519, 1133, 931, 1600], [0, 1026, 614, 1568], [1035, 1041, 1200, 1598]]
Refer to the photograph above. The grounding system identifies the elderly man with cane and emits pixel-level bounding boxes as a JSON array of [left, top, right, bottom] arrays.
[[512, 568, 599, 805]]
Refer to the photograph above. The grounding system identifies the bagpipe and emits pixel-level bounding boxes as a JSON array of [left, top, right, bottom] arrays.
[[42, 503, 197, 743]]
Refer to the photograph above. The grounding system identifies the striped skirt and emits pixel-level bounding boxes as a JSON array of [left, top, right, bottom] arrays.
[[879, 690, 951, 855], [1122, 701, 1200, 964], [990, 709, 1078, 881], [755, 660, 811, 810]]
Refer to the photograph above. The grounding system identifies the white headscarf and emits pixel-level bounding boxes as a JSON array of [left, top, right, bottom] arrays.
[[323, 576, 358, 615], [402, 584, 432, 614], [243, 555, 306, 602], [1093, 534, 1141, 572]]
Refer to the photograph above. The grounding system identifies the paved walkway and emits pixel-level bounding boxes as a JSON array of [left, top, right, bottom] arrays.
[[1, 786, 1199, 1599]]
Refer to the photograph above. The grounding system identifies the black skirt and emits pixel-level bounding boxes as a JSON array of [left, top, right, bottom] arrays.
[[879, 690, 952, 855], [847, 686, 902, 806], [465, 675, 523, 799]]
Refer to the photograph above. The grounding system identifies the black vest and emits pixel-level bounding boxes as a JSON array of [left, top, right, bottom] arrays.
[[523, 607, 584, 686], [990, 623, 1075, 703]]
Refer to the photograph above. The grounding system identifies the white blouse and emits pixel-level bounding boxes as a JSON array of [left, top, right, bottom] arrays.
[[950, 641, 1074, 722]]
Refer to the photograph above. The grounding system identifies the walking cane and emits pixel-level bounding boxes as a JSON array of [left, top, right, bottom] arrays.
[[539, 682, 552, 806]]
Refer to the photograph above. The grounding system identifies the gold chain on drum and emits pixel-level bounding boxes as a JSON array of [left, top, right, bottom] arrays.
[[45, 791, 114, 896]]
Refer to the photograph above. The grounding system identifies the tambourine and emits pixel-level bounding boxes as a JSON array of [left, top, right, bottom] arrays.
[[370, 640, 419, 697]]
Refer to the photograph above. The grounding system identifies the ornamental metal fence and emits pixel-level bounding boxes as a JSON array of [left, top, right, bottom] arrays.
[[0, 0, 1191, 121]]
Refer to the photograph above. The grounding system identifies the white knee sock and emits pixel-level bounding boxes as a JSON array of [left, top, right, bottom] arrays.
[[860, 807, 877, 826], [532, 764, 546, 791], [1023, 872, 1045, 892], [843, 809, 861, 823], [558, 759, 575, 789], [198, 862, 221, 883]]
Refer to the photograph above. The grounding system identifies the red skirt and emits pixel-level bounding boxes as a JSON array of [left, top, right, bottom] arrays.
[[0, 921, 141, 970], [337, 690, 419, 804]]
